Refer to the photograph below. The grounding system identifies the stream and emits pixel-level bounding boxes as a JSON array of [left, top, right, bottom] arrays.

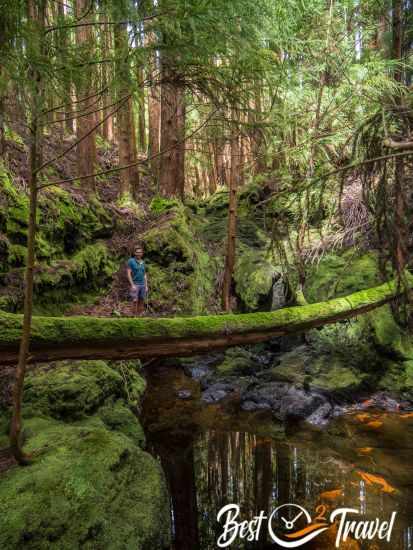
[[142, 364, 413, 550]]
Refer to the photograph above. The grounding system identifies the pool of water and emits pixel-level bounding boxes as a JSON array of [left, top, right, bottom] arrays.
[[142, 365, 413, 550]]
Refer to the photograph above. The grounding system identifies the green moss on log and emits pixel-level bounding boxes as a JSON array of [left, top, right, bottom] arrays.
[[0, 277, 410, 363]]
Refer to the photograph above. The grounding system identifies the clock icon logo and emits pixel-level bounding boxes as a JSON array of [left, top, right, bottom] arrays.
[[268, 504, 329, 548]]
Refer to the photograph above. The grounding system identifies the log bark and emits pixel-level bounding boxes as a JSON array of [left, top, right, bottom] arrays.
[[0, 279, 408, 366]]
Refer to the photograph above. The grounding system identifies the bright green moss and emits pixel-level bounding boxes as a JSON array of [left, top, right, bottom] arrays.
[[4, 125, 24, 146], [0, 277, 406, 352], [362, 304, 413, 360], [22, 361, 124, 421], [143, 203, 215, 314], [216, 347, 256, 376], [33, 243, 116, 301], [98, 399, 145, 444], [8, 243, 27, 266], [0, 415, 170, 550], [149, 196, 180, 215], [305, 250, 381, 303], [0, 358, 170, 549], [234, 246, 278, 311]]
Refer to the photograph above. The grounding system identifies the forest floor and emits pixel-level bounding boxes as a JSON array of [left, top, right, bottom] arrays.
[[2, 124, 180, 318]]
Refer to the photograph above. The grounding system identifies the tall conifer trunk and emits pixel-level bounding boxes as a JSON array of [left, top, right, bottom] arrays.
[[147, 29, 161, 179], [58, 0, 74, 134], [159, 56, 185, 197], [114, 22, 139, 199], [74, 0, 97, 192], [0, 14, 5, 157], [101, 12, 114, 142]]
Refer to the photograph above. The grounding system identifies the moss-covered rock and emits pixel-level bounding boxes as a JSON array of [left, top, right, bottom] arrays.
[[304, 250, 381, 303], [216, 347, 257, 376], [363, 304, 413, 360], [23, 361, 124, 421], [234, 246, 278, 311], [142, 202, 215, 314], [0, 164, 118, 313], [0, 415, 170, 550], [98, 399, 145, 444], [0, 359, 170, 549], [304, 248, 413, 384]]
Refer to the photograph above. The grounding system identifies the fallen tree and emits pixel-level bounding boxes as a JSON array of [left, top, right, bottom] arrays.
[[0, 278, 410, 366]]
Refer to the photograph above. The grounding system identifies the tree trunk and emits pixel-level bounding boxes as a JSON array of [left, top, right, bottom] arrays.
[[147, 33, 161, 179], [128, 98, 140, 200], [74, 0, 96, 192], [392, 0, 407, 280], [176, 86, 186, 197], [101, 12, 114, 142], [9, 0, 45, 465], [114, 23, 139, 200], [252, 85, 266, 176], [159, 57, 181, 197], [57, 0, 74, 134], [137, 65, 146, 153], [222, 115, 240, 311], [0, 12, 7, 157], [0, 278, 408, 366]]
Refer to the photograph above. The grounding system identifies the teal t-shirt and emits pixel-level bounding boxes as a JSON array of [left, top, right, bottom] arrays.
[[127, 258, 146, 285]]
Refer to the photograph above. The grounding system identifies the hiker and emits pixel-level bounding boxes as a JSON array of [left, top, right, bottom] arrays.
[[126, 245, 148, 316]]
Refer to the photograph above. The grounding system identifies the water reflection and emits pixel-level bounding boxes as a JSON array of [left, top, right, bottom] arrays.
[[142, 366, 413, 549]]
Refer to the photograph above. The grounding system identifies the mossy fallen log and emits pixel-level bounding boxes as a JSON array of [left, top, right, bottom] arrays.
[[0, 278, 410, 365]]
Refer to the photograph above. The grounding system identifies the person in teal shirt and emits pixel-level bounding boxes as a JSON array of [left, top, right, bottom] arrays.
[[126, 245, 148, 316]]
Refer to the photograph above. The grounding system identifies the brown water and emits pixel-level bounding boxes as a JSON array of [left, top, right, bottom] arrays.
[[142, 365, 413, 550]]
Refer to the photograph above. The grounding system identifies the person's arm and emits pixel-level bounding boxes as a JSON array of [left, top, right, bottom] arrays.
[[127, 267, 135, 289], [144, 272, 148, 292]]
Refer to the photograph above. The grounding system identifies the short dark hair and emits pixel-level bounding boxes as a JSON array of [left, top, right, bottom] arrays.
[[134, 245, 143, 251]]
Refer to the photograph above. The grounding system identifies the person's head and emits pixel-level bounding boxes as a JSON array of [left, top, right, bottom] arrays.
[[134, 245, 144, 260]]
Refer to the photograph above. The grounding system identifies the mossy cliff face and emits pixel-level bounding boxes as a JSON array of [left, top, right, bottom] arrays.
[[145, 199, 215, 314], [0, 361, 171, 550], [0, 165, 116, 314]]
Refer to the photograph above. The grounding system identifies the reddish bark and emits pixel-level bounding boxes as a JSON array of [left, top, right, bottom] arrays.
[[74, 0, 97, 192]]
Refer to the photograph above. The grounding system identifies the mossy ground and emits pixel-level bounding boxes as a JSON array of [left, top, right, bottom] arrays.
[[0, 360, 170, 550]]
